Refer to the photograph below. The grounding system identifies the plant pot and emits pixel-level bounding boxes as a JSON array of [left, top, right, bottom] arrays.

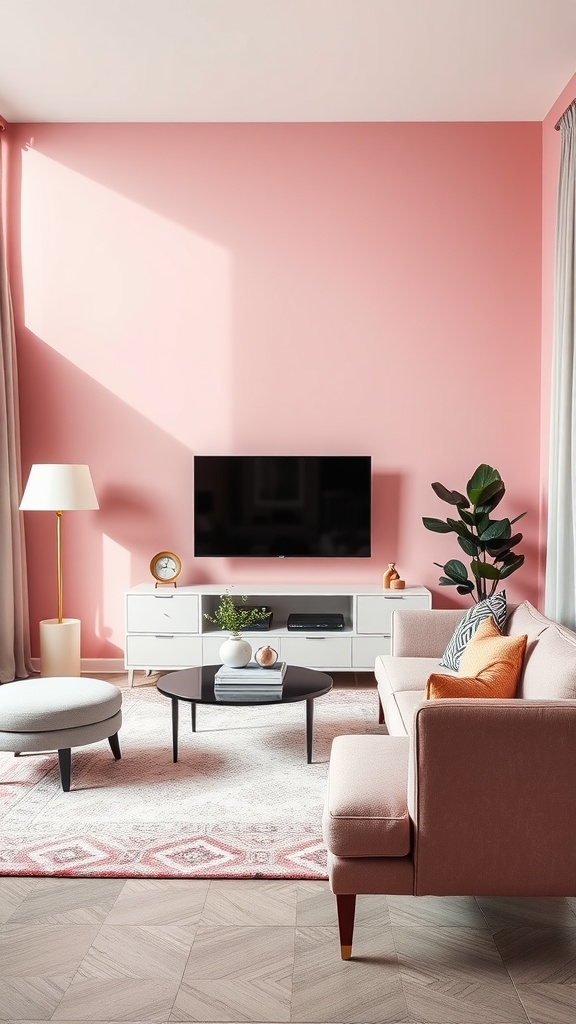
[[219, 636, 252, 668]]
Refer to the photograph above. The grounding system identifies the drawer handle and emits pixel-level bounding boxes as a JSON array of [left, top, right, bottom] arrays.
[[155, 635, 175, 639], [304, 636, 327, 640]]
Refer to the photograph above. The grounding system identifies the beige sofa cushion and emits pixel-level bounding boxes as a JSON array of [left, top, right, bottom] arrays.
[[322, 735, 411, 857], [506, 601, 576, 699], [505, 600, 549, 642], [375, 655, 455, 735], [519, 623, 576, 699], [375, 655, 445, 700]]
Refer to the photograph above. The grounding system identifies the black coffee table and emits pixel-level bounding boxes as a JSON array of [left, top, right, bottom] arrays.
[[156, 664, 333, 764]]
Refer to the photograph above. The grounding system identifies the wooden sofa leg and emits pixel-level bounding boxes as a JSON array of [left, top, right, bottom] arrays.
[[336, 894, 356, 959], [377, 695, 384, 724]]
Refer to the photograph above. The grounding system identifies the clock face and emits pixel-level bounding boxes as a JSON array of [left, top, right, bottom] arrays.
[[150, 551, 181, 583]]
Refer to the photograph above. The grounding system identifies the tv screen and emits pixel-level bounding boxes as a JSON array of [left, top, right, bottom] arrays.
[[194, 455, 371, 557]]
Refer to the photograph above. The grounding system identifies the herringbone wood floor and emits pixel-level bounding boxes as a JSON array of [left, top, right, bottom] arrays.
[[1, 673, 575, 1023]]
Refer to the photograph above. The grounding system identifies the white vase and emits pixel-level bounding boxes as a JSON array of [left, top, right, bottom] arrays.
[[219, 635, 252, 668]]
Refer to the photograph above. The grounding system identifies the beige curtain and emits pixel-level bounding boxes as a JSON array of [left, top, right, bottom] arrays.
[[0, 125, 32, 681], [545, 102, 576, 628]]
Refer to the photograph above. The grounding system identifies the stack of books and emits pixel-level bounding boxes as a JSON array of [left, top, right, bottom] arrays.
[[214, 661, 287, 699]]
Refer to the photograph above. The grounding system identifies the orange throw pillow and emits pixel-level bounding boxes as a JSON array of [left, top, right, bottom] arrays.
[[426, 615, 527, 700]]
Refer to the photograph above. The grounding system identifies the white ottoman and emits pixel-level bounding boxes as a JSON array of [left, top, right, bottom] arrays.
[[0, 677, 123, 791]]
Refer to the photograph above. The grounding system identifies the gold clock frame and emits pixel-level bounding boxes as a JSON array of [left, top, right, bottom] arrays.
[[150, 551, 182, 587]]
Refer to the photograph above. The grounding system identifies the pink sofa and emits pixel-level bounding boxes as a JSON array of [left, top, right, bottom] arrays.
[[322, 600, 576, 959]]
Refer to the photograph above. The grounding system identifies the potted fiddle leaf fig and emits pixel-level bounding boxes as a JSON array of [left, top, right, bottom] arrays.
[[422, 464, 526, 603]]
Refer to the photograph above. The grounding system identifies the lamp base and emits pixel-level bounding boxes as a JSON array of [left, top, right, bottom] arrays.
[[39, 619, 81, 677]]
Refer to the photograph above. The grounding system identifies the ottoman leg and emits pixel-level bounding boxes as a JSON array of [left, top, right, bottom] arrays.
[[57, 748, 71, 792], [108, 732, 121, 760]]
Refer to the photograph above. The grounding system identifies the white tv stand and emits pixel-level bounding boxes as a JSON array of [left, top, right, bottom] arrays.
[[125, 582, 431, 686]]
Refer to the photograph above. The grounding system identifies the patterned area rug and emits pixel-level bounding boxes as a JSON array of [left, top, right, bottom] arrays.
[[0, 685, 381, 879]]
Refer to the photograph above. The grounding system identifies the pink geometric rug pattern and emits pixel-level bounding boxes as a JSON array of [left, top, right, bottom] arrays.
[[0, 685, 381, 879]]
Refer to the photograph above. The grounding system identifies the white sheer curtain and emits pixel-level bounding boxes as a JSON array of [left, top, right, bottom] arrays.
[[0, 125, 32, 681], [545, 102, 576, 628]]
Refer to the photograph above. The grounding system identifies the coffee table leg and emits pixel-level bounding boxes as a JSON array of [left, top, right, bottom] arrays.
[[171, 697, 179, 763], [306, 698, 314, 763], [191, 703, 196, 733]]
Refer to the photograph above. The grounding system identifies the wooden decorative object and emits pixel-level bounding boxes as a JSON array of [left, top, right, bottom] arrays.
[[382, 563, 400, 589]]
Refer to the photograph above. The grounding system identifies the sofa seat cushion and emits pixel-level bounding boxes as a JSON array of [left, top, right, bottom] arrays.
[[322, 735, 411, 857], [439, 592, 508, 671], [375, 655, 448, 700], [383, 689, 426, 736], [376, 655, 455, 734]]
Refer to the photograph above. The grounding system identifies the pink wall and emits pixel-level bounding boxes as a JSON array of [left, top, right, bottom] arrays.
[[7, 122, 543, 659]]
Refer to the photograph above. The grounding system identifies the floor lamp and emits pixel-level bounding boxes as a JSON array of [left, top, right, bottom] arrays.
[[19, 464, 99, 677]]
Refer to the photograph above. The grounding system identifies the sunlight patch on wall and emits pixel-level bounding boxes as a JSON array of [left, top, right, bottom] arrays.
[[20, 146, 232, 449], [100, 533, 131, 649]]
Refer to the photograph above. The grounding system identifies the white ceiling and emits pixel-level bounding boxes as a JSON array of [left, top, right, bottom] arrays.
[[1, 0, 575, 123]]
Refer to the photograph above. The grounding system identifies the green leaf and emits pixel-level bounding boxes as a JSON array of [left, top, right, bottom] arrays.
[[446, 518, 477, 543], [499, 554, 525, 579], [443, 559, 470, 584], [431, 482, 469, 506], [458, 507, 476, 527], [479, 518, 510, 541], [422, 517, 452, 534], [438, 576, 458, 587], [458, 535, 480, 557], [470, 559, 501, 579], [467, 465, 501, 505], [457, 582, 475, 595], [487, 533, 523, 558], [474, 479, 505, 512], [474, 512, 490, 535], [511, 511, 528, 525], [478, 484, 506, 514]]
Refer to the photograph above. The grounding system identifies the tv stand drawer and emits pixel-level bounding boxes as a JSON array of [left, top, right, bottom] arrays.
[[126, 593, 199, 633], [280, 636, 352, 668], [126, 634, 202, 667]]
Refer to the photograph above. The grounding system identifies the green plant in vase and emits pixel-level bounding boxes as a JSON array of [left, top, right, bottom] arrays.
[[422, 463, 527, 602], [204, 592, 270, 637]]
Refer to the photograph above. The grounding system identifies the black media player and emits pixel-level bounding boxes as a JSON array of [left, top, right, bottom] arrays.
[[287, 613, 345, 631]]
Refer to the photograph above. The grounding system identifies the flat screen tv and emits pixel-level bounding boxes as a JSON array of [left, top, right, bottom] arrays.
[[194, 455, 371, 557]]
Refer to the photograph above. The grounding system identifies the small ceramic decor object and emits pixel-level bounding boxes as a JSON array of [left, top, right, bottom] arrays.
[[382, 563, 400, 589], [390, 578, 406, 590], [219, 636, 252, 668], [254, 645, 279, 668]]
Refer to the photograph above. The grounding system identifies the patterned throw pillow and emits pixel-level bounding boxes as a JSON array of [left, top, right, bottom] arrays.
[[427, 615, 526, 699], [439, 591, 507, 671]]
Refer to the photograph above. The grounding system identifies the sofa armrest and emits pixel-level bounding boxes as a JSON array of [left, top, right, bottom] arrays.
[[409, 698, 576, 896], [391, 608, 463, 658], [322, 735, 411, 858]]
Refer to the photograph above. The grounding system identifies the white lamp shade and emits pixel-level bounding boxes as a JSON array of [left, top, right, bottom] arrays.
[[20, 464, 99, 511]]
